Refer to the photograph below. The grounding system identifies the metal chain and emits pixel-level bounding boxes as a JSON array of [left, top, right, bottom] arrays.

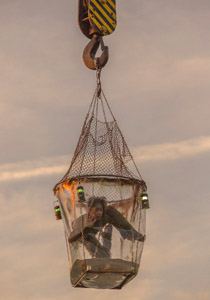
[[95, 58, 102, 97]]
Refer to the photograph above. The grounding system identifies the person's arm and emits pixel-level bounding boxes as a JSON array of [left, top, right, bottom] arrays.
[[107, 206, 145, 241], [68, 214, 96, 243]]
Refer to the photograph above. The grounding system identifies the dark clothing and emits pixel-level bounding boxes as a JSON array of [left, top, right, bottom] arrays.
[[68, 206, 142, 258]]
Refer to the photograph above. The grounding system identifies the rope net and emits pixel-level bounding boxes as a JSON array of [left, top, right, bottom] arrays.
[[54, 69, 145, 191]]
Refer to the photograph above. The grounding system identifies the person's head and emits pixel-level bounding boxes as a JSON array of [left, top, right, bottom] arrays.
[[87, 197, 107, 221]]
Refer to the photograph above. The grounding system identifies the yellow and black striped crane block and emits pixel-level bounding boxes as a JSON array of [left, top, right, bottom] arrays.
[[78, 0, 116, 69], [89, 0, 117, 36]]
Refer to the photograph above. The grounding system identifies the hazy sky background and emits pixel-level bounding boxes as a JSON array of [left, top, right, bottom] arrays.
[[0, 0, 210, 299]]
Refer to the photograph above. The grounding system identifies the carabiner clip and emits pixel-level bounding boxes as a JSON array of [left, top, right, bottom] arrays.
[[83, 34, 109, 70]]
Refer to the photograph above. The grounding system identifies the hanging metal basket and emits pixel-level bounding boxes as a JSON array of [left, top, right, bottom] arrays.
[[53, 76, 148, 289]]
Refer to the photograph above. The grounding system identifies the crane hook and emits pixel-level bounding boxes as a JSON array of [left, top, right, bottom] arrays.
[[83, 33, 109, 70]]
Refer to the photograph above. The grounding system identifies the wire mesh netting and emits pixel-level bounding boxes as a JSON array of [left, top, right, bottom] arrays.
[[56, 177, 146, 289], [54, 75, 146, 190]]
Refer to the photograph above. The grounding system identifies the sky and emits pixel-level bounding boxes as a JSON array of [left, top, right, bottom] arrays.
[[0, 0, 210, 299]]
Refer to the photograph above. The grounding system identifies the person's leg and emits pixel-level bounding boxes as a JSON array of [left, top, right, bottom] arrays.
[[101, 224, 113, 252], [83, 234, 110, 258]]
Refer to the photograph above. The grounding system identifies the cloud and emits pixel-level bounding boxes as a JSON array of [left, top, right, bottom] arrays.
[[132, 135, 210, 162], [0, 155, 70, 182], [1, 136, 210, 182], [0, 165, 66, 182]]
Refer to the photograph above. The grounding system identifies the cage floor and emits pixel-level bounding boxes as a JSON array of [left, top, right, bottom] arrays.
[[70, 258, 139, 289]]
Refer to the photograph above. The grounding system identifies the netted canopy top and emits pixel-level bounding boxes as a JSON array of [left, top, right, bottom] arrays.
[[54, 73, 145, 192]]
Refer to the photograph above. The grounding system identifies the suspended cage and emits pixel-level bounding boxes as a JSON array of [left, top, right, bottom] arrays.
[[53, 71, 148, 289]]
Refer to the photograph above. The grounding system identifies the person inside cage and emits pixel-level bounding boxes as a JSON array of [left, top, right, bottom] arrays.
[[68, 196, 145, 258]]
